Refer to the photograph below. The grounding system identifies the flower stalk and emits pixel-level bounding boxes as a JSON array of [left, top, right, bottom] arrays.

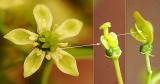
[[113, 58, 123, 84], [145, 55, 152, 84]]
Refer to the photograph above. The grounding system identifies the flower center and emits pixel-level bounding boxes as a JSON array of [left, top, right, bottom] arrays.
[[36, 31, 59, 52]]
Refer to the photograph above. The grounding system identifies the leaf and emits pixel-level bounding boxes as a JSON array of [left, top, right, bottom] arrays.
[[24, 48, 45, 78], [55, 19, 83, 40], [3, 29, 38, 45], [51, 48, 79, 76], [33, 4, 53, 34]]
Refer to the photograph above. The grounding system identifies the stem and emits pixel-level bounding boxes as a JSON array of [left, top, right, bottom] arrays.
[[145, 55, 152, 84], [41, 61, 53, 84], [113, 59, 123, 84]]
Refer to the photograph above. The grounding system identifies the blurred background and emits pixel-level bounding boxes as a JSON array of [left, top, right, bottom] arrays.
[[126, 0, 160, 84], [0, 0, 93, 84]]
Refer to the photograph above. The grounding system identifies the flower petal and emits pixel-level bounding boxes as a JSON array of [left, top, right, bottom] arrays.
[[131, 11, 154, 44], [100, 35, 109, 50], [51, 48, 79, 76], [24, 48, 45, 78], [107, 32, 118, 48], [3, 29, 38, 45], [130, 24, 147, 43], [55, 19, 83, 40], [33, 4, 53, 34]]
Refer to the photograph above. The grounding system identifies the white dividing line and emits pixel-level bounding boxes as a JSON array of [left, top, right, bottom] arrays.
[[61, 31, 141, 49], [61, 43, 101, 49], [117, 32, 141, 36]]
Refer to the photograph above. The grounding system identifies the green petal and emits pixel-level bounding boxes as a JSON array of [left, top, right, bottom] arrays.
[[131, 11, 154, 44], [3, 29, 38, 45], [100, 32, 118, 50], [55, 19, 83, 40], [130, 24, 147, 43], [99, 22, 111, 36], [51, 48, 79, 76], [107, 32, 118, 48], [100, 22, 111, 30], [33, 4, 53, 34], [112, 47, 122, 59], [24, 48, 45, 78], [100, 35, 109, 50]]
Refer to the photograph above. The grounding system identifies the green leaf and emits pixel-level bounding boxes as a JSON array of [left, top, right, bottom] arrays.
[[4, 29, 38, 45], [24, 48, 45, 78], [55, 19, 83, 40], [33, 4, 53, 34], [51, 48, 79, 76], [130, 11, 154, 44]]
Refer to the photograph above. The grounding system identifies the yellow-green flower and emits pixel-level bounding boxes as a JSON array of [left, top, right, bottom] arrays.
[[99, 22, 123, 84], [130, 11, 154, 44], [100, 22, 121, 59], [130, 11, 154, 84], [4, 4, 83, 78], [130, 11, 154, 55]]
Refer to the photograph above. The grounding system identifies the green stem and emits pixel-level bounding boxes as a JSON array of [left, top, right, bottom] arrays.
[[113, 59, 123, 84], [145, 55, 152, 84], [41, 61, 53, 84]]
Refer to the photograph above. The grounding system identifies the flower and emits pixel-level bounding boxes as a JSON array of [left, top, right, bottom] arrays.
[[100, 22, 121, 59], [130, 11, 154, 55], [130, 11, 154, 44], [3, 4, 83, 78]]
